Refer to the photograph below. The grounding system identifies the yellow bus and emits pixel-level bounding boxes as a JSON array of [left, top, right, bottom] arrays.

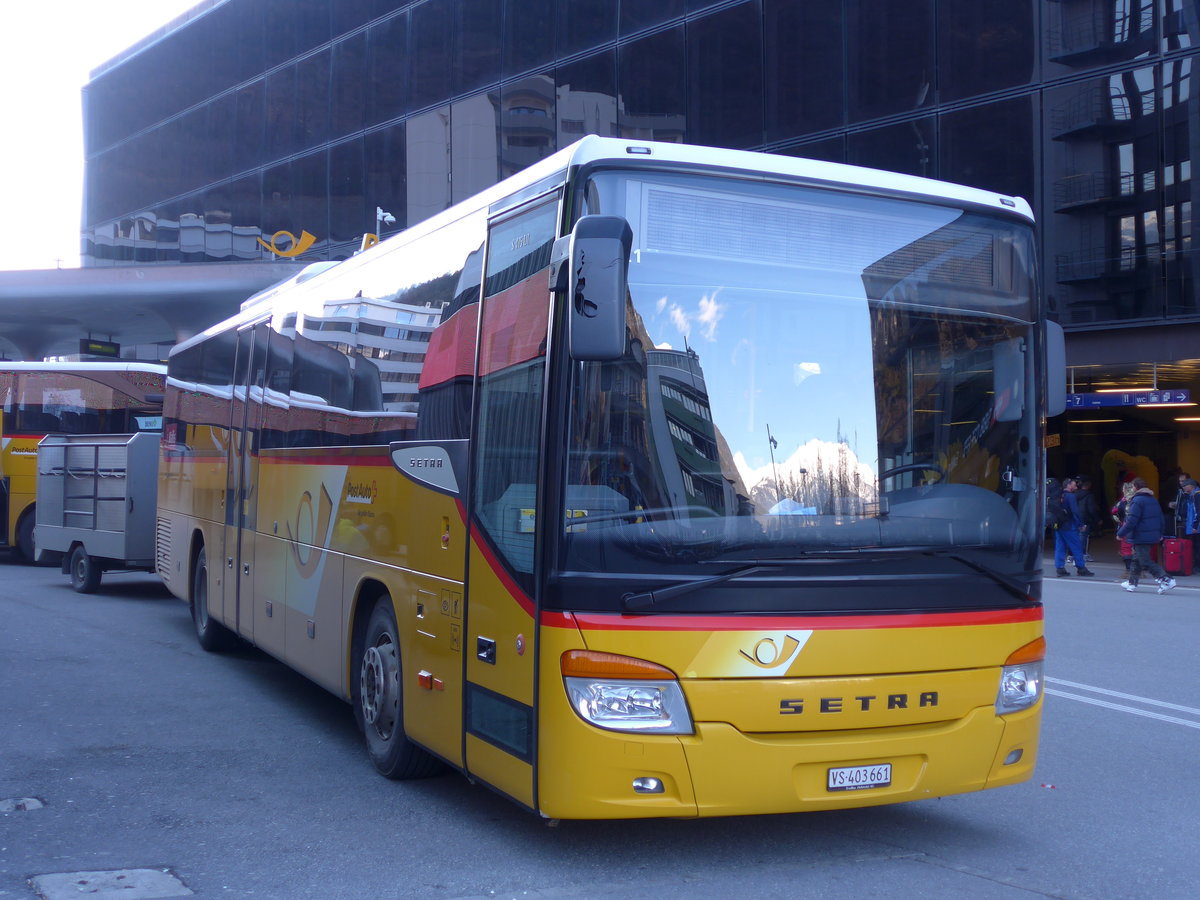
[[0, 362, 165, 560], [156, 137, 1063, 819]]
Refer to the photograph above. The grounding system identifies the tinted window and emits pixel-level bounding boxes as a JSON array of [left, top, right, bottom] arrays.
[[265, 66, 299, 159], [557, 0, 617, 58], [367, 13, 409, 126], [407, 108, 451, 224], [1164, 56, 1196, 316], [452, 94, 500, 203], [207, 93, 237, 185], [458, 0, 502, 94], [503, 0, 555, 76], [620, 0, 684, 34], [687, 3, 764, 149], [296, 49, 332, 149], [940, 97, 1035, 200], [293, 150, 330, 258], [1043, 67, 1162, 324], [618, 26, 686, 143], [234, 80, 267, 175], [939, 0, 1035, 102], [331, 138, 366, 249], [411, 0, 454, 110], [1042, 0, 1156, 79], [228, 174, 262, 261], [556, 51, 617, 142], [847, 117, 936, 178], [765, 0, 844, 140], [334, 0, 386, 38], [847, 0, 934, 122], [366, 123, 407, 233], [500, 74, 557, 178]]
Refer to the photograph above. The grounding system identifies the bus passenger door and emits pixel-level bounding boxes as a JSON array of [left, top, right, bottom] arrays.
[[464, 196, 559, 809], [222, 321, 269, 641]]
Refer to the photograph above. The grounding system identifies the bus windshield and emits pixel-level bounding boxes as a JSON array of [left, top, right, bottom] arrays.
[[556, 171, 1040, 614]]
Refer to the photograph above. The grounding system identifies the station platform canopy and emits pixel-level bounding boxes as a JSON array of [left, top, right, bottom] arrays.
[[0, 261, 304, 361]]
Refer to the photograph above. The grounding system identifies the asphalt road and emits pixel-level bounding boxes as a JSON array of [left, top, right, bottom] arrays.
[[1, 553, 1198, 900]]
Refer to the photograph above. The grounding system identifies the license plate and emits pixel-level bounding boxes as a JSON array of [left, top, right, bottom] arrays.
[[827, 763, 892, 792]]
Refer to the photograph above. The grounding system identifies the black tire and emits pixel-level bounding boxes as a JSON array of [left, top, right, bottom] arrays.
[[68, 545, 102, 594], [355, 598, 442, 779], [15, 510, 35, 563], [191, 546, 235, 652]]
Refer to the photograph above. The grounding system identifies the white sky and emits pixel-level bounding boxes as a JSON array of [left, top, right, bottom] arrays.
[[0, 1, 200, 272]]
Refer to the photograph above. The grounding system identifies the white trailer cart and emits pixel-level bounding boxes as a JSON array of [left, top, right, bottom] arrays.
[[35, 432, 159, 592]]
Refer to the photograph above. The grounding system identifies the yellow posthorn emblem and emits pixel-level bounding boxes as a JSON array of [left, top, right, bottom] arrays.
[[257, 229, 317, 257], [737, 634, 806, 670]]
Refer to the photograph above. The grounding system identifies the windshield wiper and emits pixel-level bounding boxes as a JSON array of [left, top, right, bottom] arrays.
[[621, 564, 781, 612], [700, 546, 1036, 601]]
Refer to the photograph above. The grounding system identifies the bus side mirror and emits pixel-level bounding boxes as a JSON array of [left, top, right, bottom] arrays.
[[1045, 320, 1066, 418], [562, 215, 632, 361]]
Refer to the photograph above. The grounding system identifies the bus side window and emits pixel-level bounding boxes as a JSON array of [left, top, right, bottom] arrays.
[[260, 328, 293, 451]]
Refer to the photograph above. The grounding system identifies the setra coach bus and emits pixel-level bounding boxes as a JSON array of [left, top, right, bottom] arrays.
[[155, 136, 1065, 819], [0, 361, 165, 560]]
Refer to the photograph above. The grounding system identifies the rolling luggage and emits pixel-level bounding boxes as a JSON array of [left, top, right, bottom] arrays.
[[1162, 537, 1193, 576]]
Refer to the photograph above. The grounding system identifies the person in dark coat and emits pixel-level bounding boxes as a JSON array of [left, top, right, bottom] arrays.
[[1116, 477, 1176, 593]]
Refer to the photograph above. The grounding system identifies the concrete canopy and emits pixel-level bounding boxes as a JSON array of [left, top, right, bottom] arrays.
[[0, 261, 305, 360]]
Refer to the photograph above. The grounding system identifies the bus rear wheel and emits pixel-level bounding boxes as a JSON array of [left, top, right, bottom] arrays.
[[356, 598, 441, 779], [15, 510, 35, 563], [69, 545, 102, 593], [191, 546, 235, 652]]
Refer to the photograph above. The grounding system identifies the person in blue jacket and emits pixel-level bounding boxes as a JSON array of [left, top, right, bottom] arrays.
[[1116, 477, 1176, 594], [1179, 478, 1200, 561], [1054, 477, 1096, 577]]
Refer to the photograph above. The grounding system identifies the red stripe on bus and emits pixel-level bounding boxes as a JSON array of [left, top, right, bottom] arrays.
[[469, 522, 537, 618], [541, 605, 1043, 632], [261, 452, 394, 467]]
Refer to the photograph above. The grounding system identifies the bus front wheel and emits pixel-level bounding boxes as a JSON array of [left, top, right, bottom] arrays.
[[355, 598, 441, 780], [68, 545, 102, 594], [191, 546, 235, 652]]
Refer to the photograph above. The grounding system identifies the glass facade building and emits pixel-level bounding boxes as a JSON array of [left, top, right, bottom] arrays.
[[82, 0, 1200, 333]]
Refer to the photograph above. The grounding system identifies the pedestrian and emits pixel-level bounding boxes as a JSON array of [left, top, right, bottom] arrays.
[[1168, 471, 1192, 535], [1074, 476, 1102, 560], [1179, 478, 1200, 562], [1116, 477, 1176, 593], [1054, 477, 1096, 577], [1111, 481, 1137, 573]]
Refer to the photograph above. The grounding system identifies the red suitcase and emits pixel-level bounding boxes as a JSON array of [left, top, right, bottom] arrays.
[[1163, 537, 1193, 575]]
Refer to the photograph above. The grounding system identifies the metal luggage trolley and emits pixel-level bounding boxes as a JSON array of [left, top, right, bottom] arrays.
[[35, 432, 158, 592]]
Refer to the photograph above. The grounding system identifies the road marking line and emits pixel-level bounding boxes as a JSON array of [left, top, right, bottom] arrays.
[[1047, 677, 1200, 715], [1045, 688, 1200, 729]]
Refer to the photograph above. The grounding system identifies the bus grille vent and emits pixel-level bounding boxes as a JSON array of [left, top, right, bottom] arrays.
[[155, 517, 172, 584]]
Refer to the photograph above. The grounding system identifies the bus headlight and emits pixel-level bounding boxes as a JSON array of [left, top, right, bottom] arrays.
[[995, 636, 1045, 714], [561, 650, 694, 735]]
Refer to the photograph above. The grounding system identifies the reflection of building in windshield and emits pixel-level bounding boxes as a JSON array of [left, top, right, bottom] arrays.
[[645, 347, 742, 517]]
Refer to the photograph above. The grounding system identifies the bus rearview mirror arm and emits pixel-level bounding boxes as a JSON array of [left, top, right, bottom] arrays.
[[552, 215, 633, 361]]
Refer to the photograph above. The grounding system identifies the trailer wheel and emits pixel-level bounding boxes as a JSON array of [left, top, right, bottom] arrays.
[[355, 598, 442, 779], [68, 545, 102, 594], [191, 546, 235, 651]]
